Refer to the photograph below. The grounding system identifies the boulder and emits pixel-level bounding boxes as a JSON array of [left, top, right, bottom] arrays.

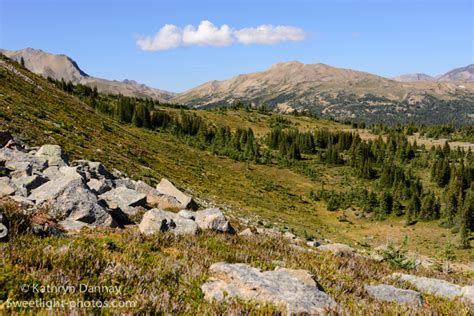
[[59, 219, 90, 231], [29, 167, 116, 228], [461, 286, 474, 311], [392, 273, 463, 299], [86, 179, 111, 195], [0, 148, 47, 177], [0, 177, 15, 198], [156, 178, 197, 210], [9, 195, 35, 207], [29, 167, 83, 204], [317, 243, 356, 257], [365, 284, 423, 306], [139, 209, 198, 235], [177, 209, 196, 220], [238, 228, 255, 236], [42, 166, 61, 180], [35, 145, 68, 167], [11, 174, 48, 193], [195, 208, 233, 233], [70, 160, 114, 180], [307, 240, 321, 247], [201, 262, 337, 314], [135, 180, 182, 209], [113, 178, 137, 190], [99, 187, 146, 214]]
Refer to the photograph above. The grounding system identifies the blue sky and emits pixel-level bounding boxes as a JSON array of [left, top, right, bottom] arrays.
[[1, 0, 473, 92]]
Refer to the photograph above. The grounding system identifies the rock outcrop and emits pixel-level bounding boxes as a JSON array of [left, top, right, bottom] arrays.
[[201, 262, 338, 314], [0, 134, 237, 235]]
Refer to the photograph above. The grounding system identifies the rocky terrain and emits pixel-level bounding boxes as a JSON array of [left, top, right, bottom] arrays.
[[0, 132, 473, 313], [0, 48, 175, 102]]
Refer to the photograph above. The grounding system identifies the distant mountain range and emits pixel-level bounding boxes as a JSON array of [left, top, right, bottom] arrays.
[[1, 47, 473, 124], [392, 65, 474, 82], [0, 48, 175, 102]]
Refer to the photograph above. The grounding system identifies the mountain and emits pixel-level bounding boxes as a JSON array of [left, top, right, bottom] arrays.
[[0, 48, 175, 102], [392, 73, 435, 82], [174, 61, 474, 124], [438, 64, 474, 82]]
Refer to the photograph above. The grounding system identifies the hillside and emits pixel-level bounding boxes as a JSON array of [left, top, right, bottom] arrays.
[[174, 61, 474, 124], [438, 64, 474, 82], [0, 48, 175, 102], [392, 73, 435, 82], [0, 53, 473, 313]]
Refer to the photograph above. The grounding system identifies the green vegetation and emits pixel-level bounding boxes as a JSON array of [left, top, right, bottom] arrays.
[[1, 211, 472, 313], [0, 54, 472, 262]]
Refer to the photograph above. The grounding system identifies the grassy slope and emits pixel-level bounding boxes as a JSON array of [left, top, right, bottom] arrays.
[[1, 55, 473, 314], [0, 56, 472, 266]]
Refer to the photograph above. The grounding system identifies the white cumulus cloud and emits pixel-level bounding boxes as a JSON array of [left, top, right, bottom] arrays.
[[183, 20, 233, 47], [136, 20, 305, 51], [234, 25, 306, 45]]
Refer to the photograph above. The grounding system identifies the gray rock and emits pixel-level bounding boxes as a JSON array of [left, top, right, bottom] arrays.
[[283, 231, 297, 240], [70, 160, 114, 180], [134, 180, 155, 195], [201, 262, 337, 314], [87, 178, 111, 194], [35, 145, 68, 167], [307, 240, 321, 247], [99, 187, 146, 214], [0, 177, 15, 197], [29, 167, 116, 228], [139, 209, 198, 235], [42, 166, 61, 180], [156, 178, 197, 210], [195, 208, 233, 233], [135, 180, 180, 209], [112, 177, 137, 190], [462, 286, 474, 311], [365, 284, 423, 306], [9, 195, 35, 207], [317, 243, 356, 257], [0, 222, 8, 240], [11, 174, 48, 193], [0, 148, 47, 177], [392, 273, 463, 299], [238, 228, 254, 236], [29, 167, 83, 204], [177, 209, 195, 220], [59, 219, 89, 231]]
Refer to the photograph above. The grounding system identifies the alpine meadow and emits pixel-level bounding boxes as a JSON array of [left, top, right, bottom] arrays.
[[0, 0, 473, 314]]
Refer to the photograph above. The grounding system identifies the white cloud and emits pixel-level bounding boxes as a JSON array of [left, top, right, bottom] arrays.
[[183, 20, 233, 47], [234, 25, 305, 45], [136, 24, 182, 51], [137, 20, 305, 51]]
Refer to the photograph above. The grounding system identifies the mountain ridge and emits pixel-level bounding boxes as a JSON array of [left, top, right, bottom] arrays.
[[0, 47, 175, 102], [173, 61, 474, 124]]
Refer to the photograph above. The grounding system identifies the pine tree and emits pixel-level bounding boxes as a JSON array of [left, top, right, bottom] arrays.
[[458, 190, 472, 249]]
